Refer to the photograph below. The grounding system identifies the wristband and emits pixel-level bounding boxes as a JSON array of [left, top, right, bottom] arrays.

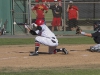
[[81, 32, 86, 35]]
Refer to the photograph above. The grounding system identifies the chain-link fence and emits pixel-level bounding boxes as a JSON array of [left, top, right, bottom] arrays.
[[13, 0, 30, 34], [64, 1, 100, 31], [13, 0, 100, 34], [31, 1, 100, 31]]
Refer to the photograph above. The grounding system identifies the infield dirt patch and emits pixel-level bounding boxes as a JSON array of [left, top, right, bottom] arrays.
[[0, 44, 100, 69]]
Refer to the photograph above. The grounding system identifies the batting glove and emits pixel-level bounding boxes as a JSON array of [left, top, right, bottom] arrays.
[[25, 25, 28, 29], [31, 23, 37, 27]]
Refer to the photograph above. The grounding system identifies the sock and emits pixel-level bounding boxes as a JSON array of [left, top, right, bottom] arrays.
[[35, 41, 40, 53], [35, 47, 39, 53]]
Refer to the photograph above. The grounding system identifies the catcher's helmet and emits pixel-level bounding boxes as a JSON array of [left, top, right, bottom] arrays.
[[94, 21, 100, 31], [35, 19, 44, 26]]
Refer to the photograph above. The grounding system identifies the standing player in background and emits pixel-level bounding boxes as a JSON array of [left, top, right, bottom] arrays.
[[32, 0, 48, 22], [47, 0, 62, 31], [67, 1, 79, 31], [25, 19, 68, 56]]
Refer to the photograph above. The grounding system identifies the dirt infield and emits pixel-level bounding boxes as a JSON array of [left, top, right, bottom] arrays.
[[0, 44, 100, 69]]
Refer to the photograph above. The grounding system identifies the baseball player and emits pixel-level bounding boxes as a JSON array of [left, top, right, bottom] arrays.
[[76, 21, 100, 52], [25, 19, 68, 56]]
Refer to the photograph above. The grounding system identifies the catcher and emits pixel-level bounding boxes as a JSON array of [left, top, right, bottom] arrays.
[[76, 22, 100, 52], [25, 19, 68, 56]]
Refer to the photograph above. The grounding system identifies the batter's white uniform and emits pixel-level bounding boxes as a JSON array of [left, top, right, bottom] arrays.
[[35, 24, 58, 54]]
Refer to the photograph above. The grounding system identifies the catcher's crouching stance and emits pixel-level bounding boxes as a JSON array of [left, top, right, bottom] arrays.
[[76, 22, 100, 52], [25, 19, 68, 56]]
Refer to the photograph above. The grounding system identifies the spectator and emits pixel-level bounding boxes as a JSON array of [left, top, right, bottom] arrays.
[[31, 0, 48, 22], [67, 1, 79, 31], [48, 0, 62, 31]]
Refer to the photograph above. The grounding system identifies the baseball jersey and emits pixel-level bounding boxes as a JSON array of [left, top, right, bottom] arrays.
[[35, 24, 56, 38], [68, 6, 78, 19], [32, 4, 48, 19], [34, 24, 58, 47], [49, 5, 62, 17], [92, 31, 100, 44]]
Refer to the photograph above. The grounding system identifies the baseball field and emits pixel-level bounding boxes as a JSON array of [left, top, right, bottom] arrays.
[[0, 37, 100, 75]]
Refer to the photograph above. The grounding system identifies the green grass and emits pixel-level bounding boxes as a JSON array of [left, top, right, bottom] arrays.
[[0, 38, 34, 45], [0, 68, 100, 75], [58, 37, 94, 44], [0, 37, 95, 45]]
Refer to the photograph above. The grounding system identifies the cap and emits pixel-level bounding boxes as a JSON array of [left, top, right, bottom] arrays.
[[54, 0, 58, 2], [69, 1, 73, 3]]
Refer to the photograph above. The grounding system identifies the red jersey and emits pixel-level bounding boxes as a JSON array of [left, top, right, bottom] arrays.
[[32, 4, 48, 19], [68, 6, 78, 20]]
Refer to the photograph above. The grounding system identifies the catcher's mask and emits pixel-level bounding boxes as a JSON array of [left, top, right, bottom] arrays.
[[35, 19, 44, 26]]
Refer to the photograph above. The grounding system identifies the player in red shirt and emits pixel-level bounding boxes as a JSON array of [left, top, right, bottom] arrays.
[[67, 1, 79, 31], [32, 0, 48, 21]]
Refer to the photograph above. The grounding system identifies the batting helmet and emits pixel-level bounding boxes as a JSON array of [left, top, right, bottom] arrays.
[[35, 19, 44, 26]]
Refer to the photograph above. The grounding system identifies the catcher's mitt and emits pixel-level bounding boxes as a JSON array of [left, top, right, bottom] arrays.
[[76, 27, 82, 34]]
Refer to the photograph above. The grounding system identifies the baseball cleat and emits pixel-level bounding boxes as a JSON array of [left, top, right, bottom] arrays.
[[62, 48, 68, 54], [29, 52, 39, 56]]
